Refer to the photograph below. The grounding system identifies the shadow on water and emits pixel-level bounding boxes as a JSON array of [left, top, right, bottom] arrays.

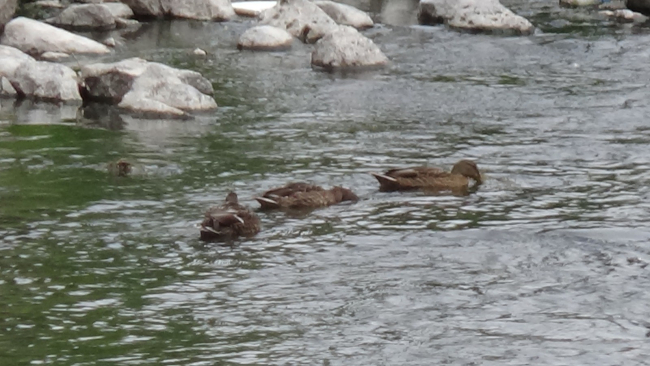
[[2, 0, 650, 364]]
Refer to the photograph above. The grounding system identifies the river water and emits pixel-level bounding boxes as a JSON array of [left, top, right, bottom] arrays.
[[2, 0, 650, 364]]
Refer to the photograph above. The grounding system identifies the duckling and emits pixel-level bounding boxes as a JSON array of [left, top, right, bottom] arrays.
[[108, 159, 132, 177], [255, 182, 358, 209], [200, 192, 261, 241], [371, 160, 482, 192]]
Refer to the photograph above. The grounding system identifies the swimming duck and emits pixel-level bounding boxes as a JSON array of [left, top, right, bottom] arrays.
[[200, 192, 261, 241], [254, 182, 359, 209], [108, 159, 132, 177], [371, 160, 482, 192]]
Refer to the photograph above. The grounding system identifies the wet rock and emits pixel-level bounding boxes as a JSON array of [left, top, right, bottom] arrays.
[[102, 2, 136, 19], [0, 46, 81, 101], [559, 0, 601, 6], [192, 47, 208, 56], [315, 0, 374, 29], [47, 4, 119, 30], [40, 51, 71, 61], [311, 25, 388, 70], [259, 0, 339, 43], [232, 1, 276, 17], [418, 0, 535, 35], [0, 76, 17, 96], [0, 17, 111, 56], [80, 58, 217, 118], [0, 0, 17, 33], [600, 8, 648, 21], [237, 25, 293, 51], [121, 0, 235, 21], [626, 0, 650, 14]]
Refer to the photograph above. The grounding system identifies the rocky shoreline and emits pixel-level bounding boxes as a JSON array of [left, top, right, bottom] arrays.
[[0, 0, 647, 118]]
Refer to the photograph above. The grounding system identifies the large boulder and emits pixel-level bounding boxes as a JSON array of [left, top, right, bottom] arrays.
[[418, 0, 535, 35], [0, 17, 111, 56], [80, 58, 217, 118], [46, 3, 127, 30], [0, 45, 81, 101], [237, 25, 293, 51], [314, 1, 373, 29], [0, 0, 17, 33], [311, 25, 388, 70], [121, 0, 235, 20], [259, 0, 339, 43], [626, 0, 650, 14]]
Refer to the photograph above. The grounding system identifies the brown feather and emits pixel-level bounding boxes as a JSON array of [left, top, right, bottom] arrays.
[[255, 183, 358, 210], [372, 160, 481, 192], [200, 192, 261, 241]]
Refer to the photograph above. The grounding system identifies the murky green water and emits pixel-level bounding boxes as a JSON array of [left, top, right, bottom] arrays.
[[2, 1, 650, 364]]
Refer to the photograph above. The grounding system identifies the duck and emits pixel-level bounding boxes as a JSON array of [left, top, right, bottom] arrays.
[[108, 159, 132, 177], [370, 159, 482, 192], [200, 192, 261, 241], [254, 182, 359, 209]]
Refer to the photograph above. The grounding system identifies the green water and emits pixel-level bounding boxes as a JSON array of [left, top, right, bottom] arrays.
[[2, 2, 650, 364]]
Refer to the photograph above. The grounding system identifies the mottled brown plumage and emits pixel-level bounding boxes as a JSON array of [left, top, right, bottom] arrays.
[[371, 160, 482, 192], [108, 159, 132, 177], [200, 192, 261, 241], [255, 182, 358, 209]]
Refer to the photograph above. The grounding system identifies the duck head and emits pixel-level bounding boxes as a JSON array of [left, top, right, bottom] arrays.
[[451, 160, 482, 184], [225, 191, 239, 204], [333, 186, 359, 202]]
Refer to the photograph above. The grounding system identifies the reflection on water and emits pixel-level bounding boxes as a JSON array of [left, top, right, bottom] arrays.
[[2, 0, 650, 364]]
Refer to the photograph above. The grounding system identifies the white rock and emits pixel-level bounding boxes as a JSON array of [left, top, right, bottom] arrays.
[[237, 25, 293, 51], [192, 48, 208, 56], [600, 8, 648, 21], [121, 0, 235, 20], [102, 2, 135, 19], [81, 58, 217, 117], [103, 37, 117, 47], [259, 0, 339, 43], [232, 1, 276, 17], [12, 60, 81, 101], [315, 1, 373, 29], [0, 17, 111, 56], [40, 51, 71, 61], [0, 0, 17, 32], [418, 0, 535, 35], [0, 76, 17, 96], [311, 25, 388, 70], [47, 3, 119, 30], [560, 0, 601, 6]]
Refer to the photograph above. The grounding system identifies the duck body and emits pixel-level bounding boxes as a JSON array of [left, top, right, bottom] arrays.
[[200, 192, 261, 241], [371, 160, 482, 192], [255, 182, 358, 209]]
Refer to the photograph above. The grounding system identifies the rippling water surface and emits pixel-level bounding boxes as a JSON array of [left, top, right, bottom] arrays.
[[2, 1, 650, 364]]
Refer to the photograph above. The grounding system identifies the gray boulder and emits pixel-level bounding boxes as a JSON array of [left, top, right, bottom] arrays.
[[0, 0, 17, 33], [121, 0, 235, 20], [80, 58, 217, 118], [311, 25, 388, 70], [47, 4, 121, 30], [0, 17, 111, 56], [237, 25, 293, 51], [315, 1, 373, 29], [626, 0, 650, 14], [418, 0, 535, 35], [259, 0, 339, 43], [0, 45, 81, 101]]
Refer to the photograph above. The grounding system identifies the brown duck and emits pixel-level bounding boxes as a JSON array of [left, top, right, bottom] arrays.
[[371, 160, 482, 192], [255, 182, 359, 209], [108, 159, 132, 177], [200, 192, 261, 241]]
